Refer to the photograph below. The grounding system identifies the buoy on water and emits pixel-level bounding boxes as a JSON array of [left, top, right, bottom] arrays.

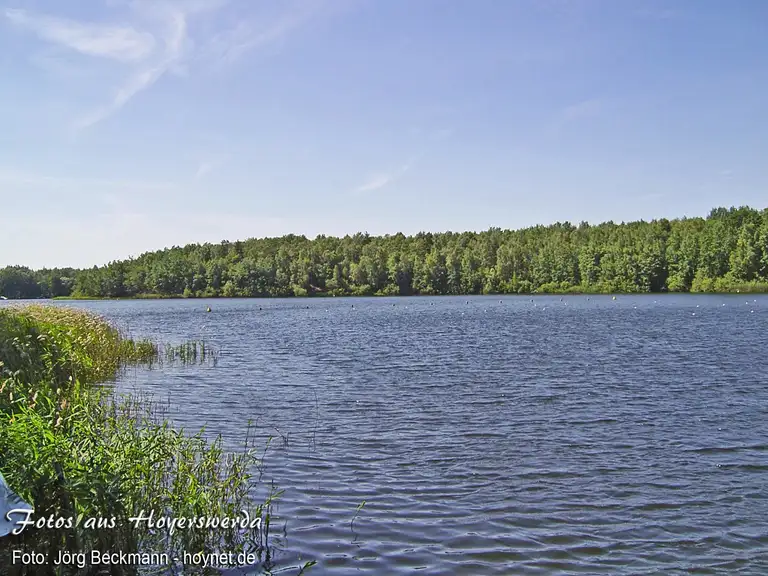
[[206, 306, 211, 313]]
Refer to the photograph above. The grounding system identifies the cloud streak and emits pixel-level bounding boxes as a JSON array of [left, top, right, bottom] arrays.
[[5, 8, 156, 62], [74, 4, 190, 129], [8, 0, 329, 129], [198, 0, 344, 64], [353, 127, 453, 193], [355, 157, 419, 193], [205, 17, 299, 64], [194, 155, 227, 180]]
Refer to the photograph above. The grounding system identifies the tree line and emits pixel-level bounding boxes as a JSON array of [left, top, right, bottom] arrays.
[[2, 206, 768, 300]]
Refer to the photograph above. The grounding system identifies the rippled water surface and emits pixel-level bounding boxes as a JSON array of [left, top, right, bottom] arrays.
[[40, 295, 768, 574]]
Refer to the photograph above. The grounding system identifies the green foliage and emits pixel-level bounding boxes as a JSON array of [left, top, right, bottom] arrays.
[[4, 206, 768, 298], [0, 306, 288, 575]]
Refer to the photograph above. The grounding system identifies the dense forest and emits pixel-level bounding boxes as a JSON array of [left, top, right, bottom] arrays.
[[2, 206, 768, 299]]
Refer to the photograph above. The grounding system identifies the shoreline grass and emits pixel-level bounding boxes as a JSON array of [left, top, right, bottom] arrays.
[[45, 281, 768, 302], [0, 305, 302, 575]]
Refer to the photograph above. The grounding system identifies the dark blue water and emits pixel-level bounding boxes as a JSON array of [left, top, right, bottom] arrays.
[[19, 295, 768, 574]]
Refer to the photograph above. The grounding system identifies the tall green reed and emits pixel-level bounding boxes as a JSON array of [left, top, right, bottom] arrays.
[[0, 305, 301, 575]]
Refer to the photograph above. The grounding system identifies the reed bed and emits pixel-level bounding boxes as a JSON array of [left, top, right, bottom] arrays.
[[0, 305, 301, 575]]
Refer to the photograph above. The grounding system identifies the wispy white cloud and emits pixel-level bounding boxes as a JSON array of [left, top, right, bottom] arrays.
[[74, 3, 191, 129], [354, 127, 453, 193], [355, 159, 415, 193], [194, 155, 227, 180], [355, 174, 397, 193], [195, 161, 215, 180], [7, 0, 332, 129], [200, 0, 356, 66], [5, 8, 156, 62], [81, 0, 335, 128], [202, 4, 315, 65]]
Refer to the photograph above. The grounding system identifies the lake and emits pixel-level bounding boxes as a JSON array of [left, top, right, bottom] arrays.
[[14, 295, 768, 574]]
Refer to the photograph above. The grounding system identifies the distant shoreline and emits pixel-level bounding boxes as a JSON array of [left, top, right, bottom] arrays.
[[3, 205, 768, 300], [39, 290, 768, 301]]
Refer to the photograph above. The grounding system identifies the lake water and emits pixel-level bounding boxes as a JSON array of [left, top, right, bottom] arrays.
[[15, 295, 768, 574]]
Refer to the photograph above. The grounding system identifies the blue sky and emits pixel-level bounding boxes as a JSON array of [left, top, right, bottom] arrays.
[[1, 0, 767, 269]]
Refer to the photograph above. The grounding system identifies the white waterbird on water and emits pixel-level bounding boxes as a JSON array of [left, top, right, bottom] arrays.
[[0, 471, 31, 537]]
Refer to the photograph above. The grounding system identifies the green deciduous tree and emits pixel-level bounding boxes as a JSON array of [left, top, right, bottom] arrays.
[[4, 205, 768, 299]]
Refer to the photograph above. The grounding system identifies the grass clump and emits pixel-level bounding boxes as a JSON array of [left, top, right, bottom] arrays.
[[0, 305, 157, 391], [161, 341, 220, 367], [0, 305, 294, 575]]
